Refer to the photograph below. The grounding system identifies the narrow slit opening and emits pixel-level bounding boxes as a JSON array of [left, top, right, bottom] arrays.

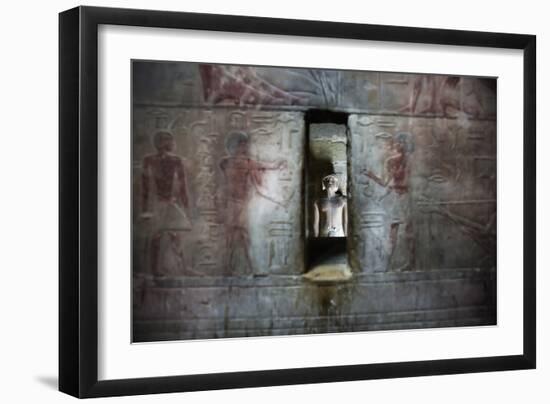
[[304, 110, 351, 283]]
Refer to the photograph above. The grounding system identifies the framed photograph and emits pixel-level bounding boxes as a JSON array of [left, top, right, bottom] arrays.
[[59, 5, 536, 398]]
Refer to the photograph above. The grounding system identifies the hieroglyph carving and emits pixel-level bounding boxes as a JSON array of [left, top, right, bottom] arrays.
[[133, 109, 305, 278]]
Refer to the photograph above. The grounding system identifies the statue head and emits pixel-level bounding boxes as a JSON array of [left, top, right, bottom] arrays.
[[322, 174, 340, 193], [152, 130, 175, 153]]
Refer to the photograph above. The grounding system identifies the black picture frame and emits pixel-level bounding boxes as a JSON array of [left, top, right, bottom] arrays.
[[59, 5, 536, 398]]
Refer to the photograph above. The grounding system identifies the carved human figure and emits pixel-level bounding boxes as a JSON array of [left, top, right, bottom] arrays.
[[140, 131, 191, 276], [198, 65, 306, 106], [219, 131, 286, 274], [399, 75, 461, 117], [198, 64, 341, 107], [364, 132, 415, 271], [313, 174, 347, 237]]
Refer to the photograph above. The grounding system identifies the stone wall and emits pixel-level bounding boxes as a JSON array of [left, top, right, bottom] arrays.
[[133, 62, 496, 118], [132, 61, 496, 342], [348, 114, 496, 273]]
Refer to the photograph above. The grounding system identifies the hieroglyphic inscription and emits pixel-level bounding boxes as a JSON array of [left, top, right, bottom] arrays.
[[246, 112, 305, 275], [267, 221, 293, 271], [133, 108, 304, 278], [349, 113, 496, 272]]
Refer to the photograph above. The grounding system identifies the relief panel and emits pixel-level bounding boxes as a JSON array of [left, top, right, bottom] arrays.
[[132, 108, 305, 283], [348, 114, 496, 273]]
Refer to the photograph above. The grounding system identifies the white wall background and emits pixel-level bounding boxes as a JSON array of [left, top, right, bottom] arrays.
[[0, 0, 546, 402]]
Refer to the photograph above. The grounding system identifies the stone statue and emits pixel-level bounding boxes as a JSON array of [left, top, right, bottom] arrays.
[[313, 174, 347, 237]]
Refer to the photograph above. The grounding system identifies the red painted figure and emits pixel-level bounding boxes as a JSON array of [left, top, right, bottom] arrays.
[[400, 75, 461, 117], [198, 64, 305, 106], [141, 131, 190, 276], [219, 131, 286, 274], [364, 132, 416, 271]]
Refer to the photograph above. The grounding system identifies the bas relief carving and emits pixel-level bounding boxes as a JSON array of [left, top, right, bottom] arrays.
[[132, 60, 497, 342], [133, 109, 304, 279], [139, 131, 192, 276], [134, 62, 496, 120], [349, 114, 496, 273], [198, 64, 339, 107]]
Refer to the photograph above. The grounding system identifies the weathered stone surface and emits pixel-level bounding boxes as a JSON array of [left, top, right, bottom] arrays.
[[133, 268, 495, 341], [133, 61, 496, 120], [133, 108, 305, 279], [348, 114, 496, 273]]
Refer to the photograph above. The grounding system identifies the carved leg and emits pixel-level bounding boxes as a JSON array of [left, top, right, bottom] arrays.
[[225, 233, 235, 276], [399, 77, 423, 114], [243, 240, 254, 275], [150, 232, 162, 276], [387, 223, 399, 271], [405, 221, 416, 271]]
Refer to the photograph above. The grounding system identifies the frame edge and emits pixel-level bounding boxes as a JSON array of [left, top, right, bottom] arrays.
[[58, 5, 81, 398], [58, 5, 538, 398], [522, 34, 536, 369]]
